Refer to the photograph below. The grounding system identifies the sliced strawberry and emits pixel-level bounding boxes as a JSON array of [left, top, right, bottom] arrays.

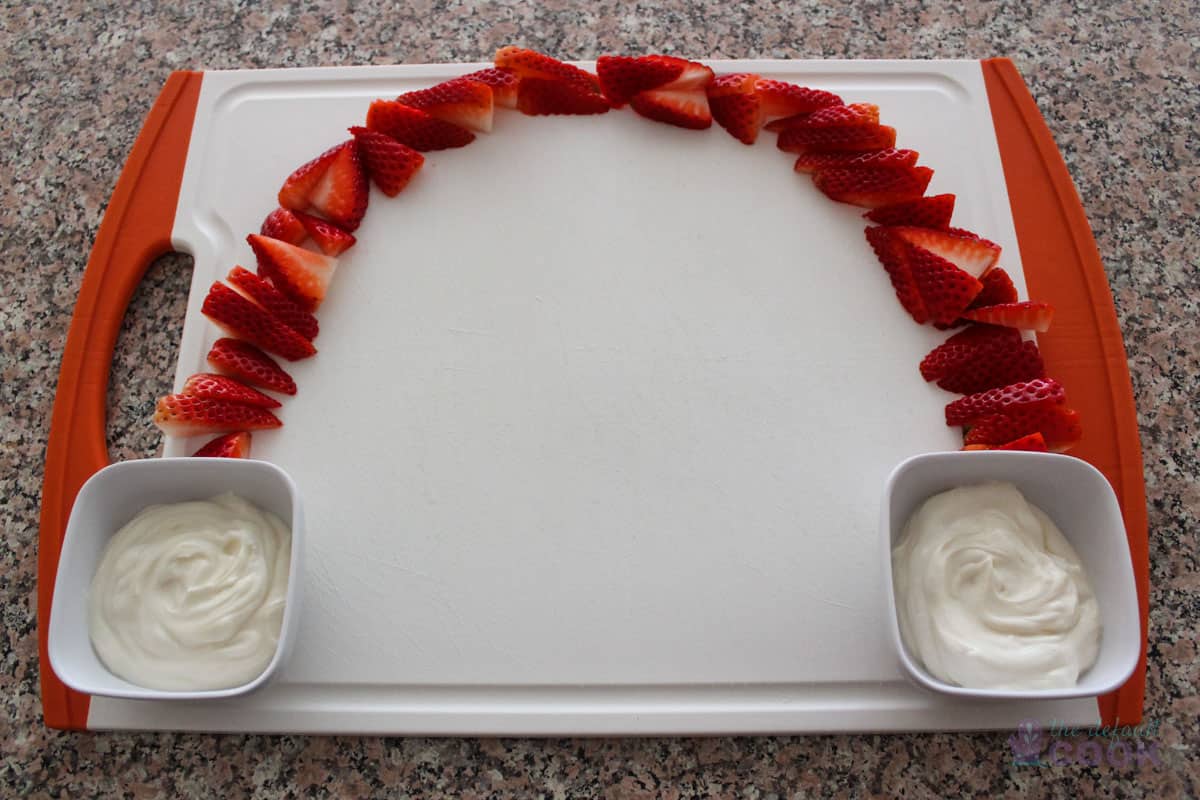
[[349, 126, 424, 197], [595, 55, 711, 107], [278, 141, 368, 231], [961, 432, 1050, 452], [864, 194, 956, 229], [920, 324, 1022, 382], [945, 377, 1066, 426], [201, 283, 316, 361], [753, 79, 842, 120], [963, 405, 1082, 453], [462, 67, 520, 109], [516, 78, 611, 115], [260, 207, 307, 245], [247, 234, 338, 311], [795, 149, 919, 174], [706, 73, 762, 145], [207, 338, 297, 395], [865, 226, 928, 324], [962, 301, 1055, 332], [767, 102, 880, 131], [812, 165, 932, 208], [276, 146, 338, 216], [366, 100, 476, 151], [776, 124, 897, 154], [892, 226, 1000, 279], [181, 373, 282, 409], [293, 210, 356, 257], [920, 325, 1047, 394], [939, 340, 1045, 394], [907, 245, 982, 326], [227, 266, 320, 341], [968, 266, 1019, 309], [154, 394, 282, 438], [629, 87, 712, 129], [397, 77, 494, 133], [597, 55, 690, 106], [661, 60, 715, 91], [494, 46, 602, 95], [307, 141, 368, 231], [193, 431, 252, 458], [992, 432, 1050, 452]]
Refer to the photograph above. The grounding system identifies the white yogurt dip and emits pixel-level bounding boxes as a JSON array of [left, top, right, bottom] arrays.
[[88, 492, 291, 691], [892, 481, 1100, 690]]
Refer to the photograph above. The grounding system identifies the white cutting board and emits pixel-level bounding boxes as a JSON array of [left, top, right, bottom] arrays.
[[89, 60, 1100, 733]]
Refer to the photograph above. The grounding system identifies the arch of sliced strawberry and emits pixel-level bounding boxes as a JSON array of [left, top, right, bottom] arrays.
[[162, 46, 1075, 459]]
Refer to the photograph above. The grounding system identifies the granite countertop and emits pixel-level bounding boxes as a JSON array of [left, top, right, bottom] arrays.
[[2, 1, 1197, 796]]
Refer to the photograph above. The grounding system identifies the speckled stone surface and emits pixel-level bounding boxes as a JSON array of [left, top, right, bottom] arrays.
[[2, 1, 1197, 796]]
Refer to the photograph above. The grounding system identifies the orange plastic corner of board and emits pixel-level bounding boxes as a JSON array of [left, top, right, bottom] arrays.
[[981, 58, 1149, 727], [37, 70, 203, 730]]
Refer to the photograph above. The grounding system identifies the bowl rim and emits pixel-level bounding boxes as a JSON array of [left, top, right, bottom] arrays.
[[880, 449, 1140, 701], [48, 456, 304, 701]]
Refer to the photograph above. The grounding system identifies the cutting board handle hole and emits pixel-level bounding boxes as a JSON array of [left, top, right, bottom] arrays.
[[106, 251, 193, 459]]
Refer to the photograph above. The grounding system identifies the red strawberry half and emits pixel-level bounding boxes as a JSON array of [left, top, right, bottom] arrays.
[[658, 59, 714, 91], [812, 165, 933, 208], [944, 377, 1066, 426], [349, 126, 424, 197], [278, 140, 368, 231], [707, 73, 763, 144], [920, 324, 1046, 394], [908, 244, 983, 326], [992, 432, 1050, 452], [865, 226, 928, 324], [276, 146, 337, 217], [366, 100, 476, 151], [397, 77, 494, 133], [227, 266, 319, 341], [963, 405, 1082, 453], [962, 301, 1055, 332], [260, 207, 307, 245], [767, 102, 880, 132], [968, 266, 1019, 308], [597, 55, 693, 106], [182, 372, 282, 409], [629, 87, 712, 129], [893, 226, 1000, 278], [937, 340, 1045, 394], [293, 210, 356, 257], [516, 78, 611, 115], [864, 194, 956, 229], [193, 431, 252, 458], [494, 46, 602, 95], [794, 149, 919, 174], [920, 324, 1021, 382], [154, 394, 282, 438], [247, 234, 338, 311], [753, 78, 842, 119], [462, 67, 520, 109], [201, 283, 316, 362], [776, 124, 897, 154], [207, 338, 297, 395]]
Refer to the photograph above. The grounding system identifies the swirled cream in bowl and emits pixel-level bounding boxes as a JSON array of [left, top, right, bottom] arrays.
[[49, 458, 304, 700], [881, 451, 1141, 701]]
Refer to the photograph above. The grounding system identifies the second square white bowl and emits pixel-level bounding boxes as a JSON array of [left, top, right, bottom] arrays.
[[881, 450, 1141, 701]]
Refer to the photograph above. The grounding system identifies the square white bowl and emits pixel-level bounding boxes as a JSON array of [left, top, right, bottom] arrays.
[[881, 450, 1141, 700], [48, 457, 304, 701]]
